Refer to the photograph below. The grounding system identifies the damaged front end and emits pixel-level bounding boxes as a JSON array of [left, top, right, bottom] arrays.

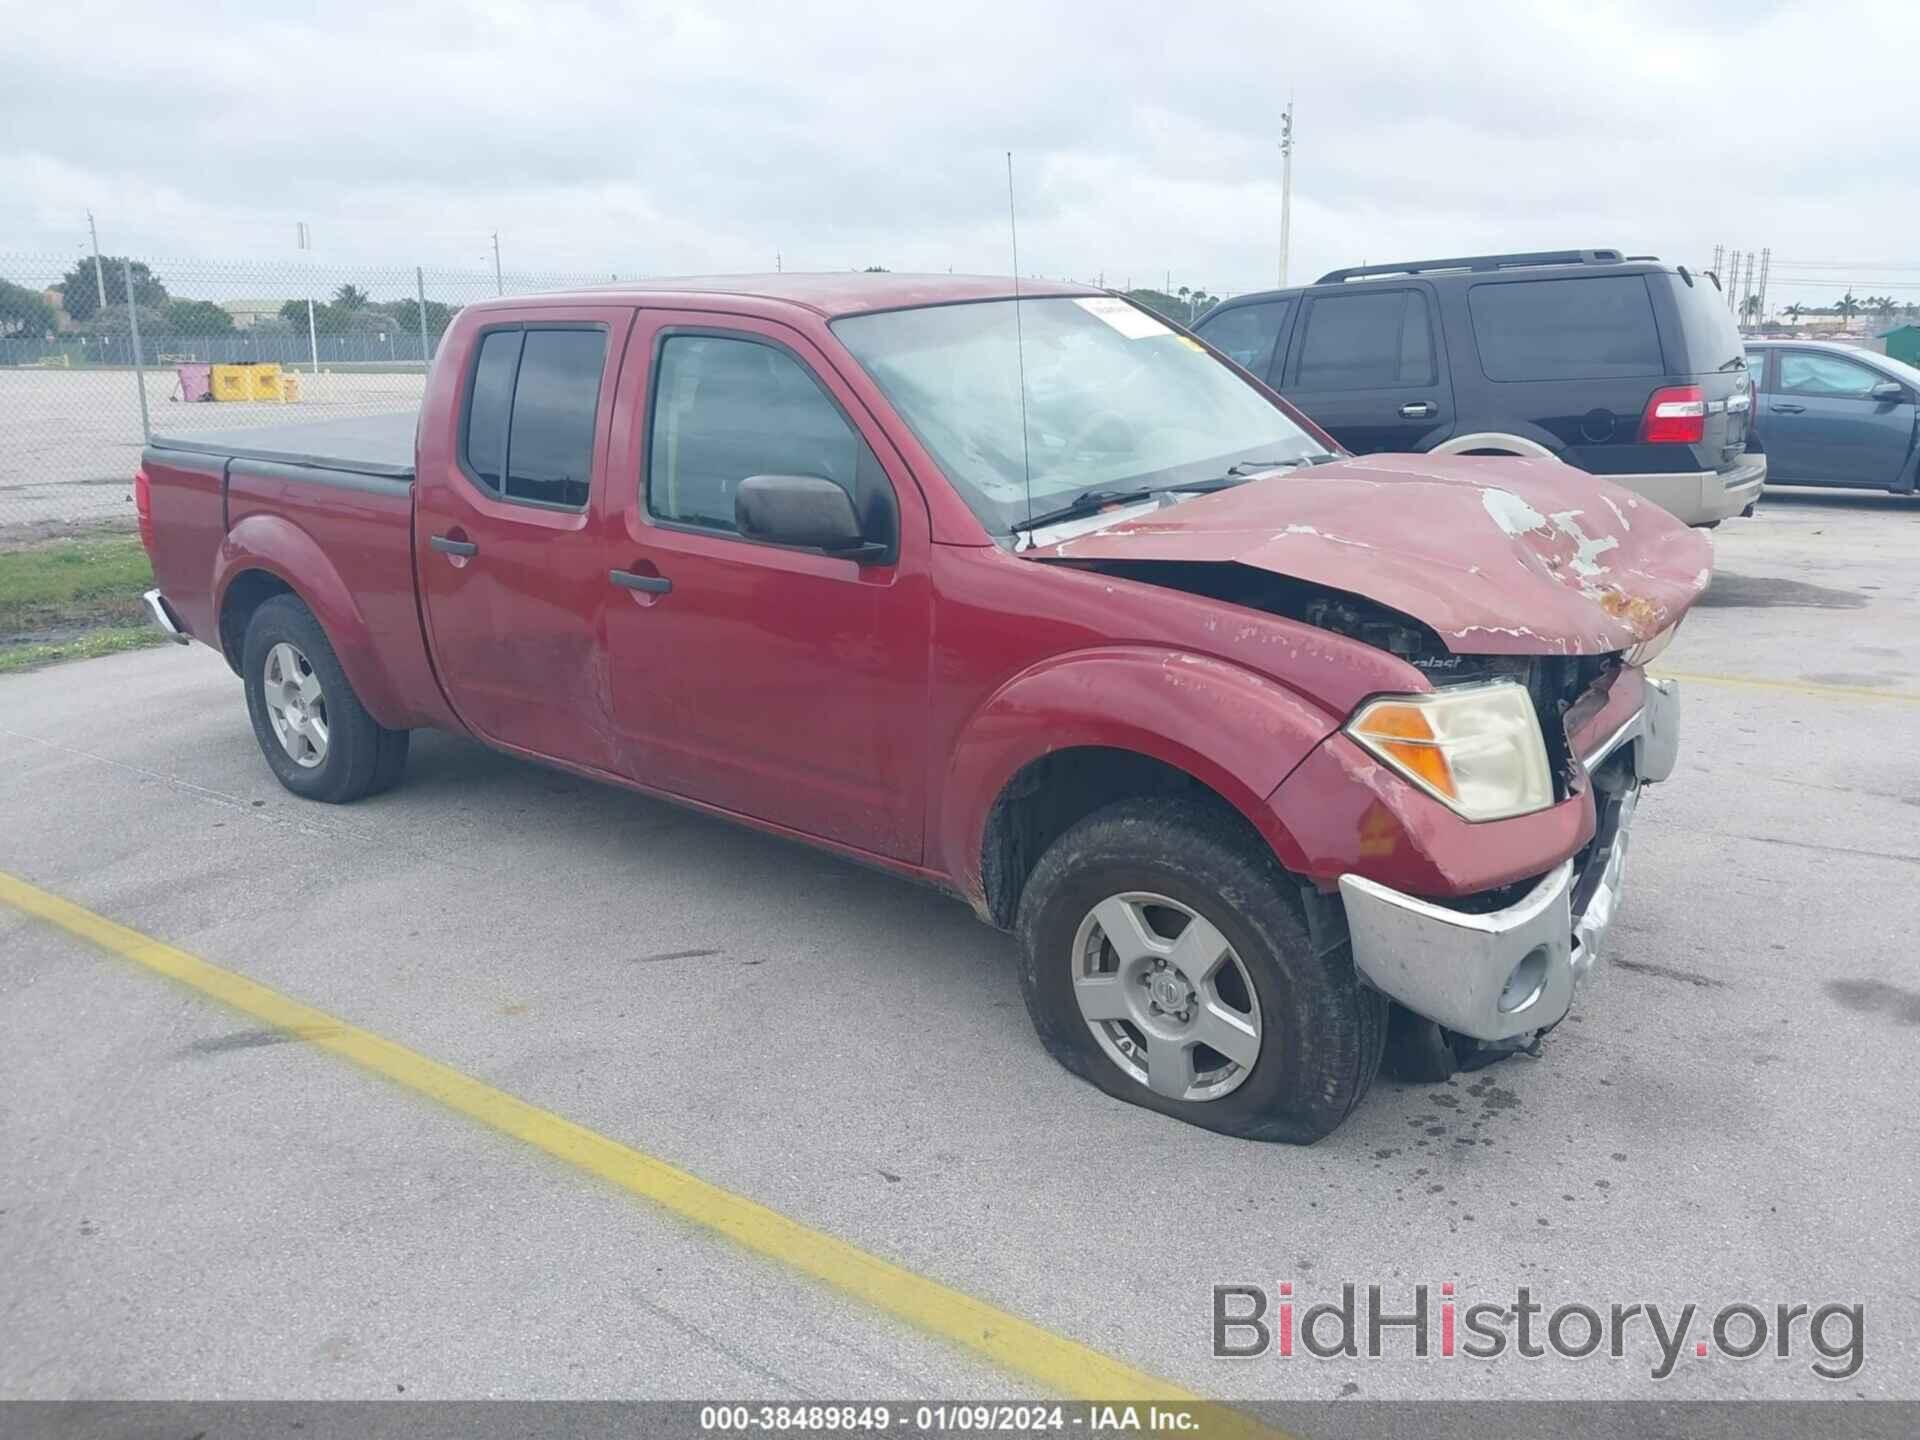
[[1339, 675, 1676, 1049], [1021, 456, 1710, 1066]]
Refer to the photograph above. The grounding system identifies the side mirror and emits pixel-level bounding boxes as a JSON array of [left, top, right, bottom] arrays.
[[1869, 380, 1906, 403], [736, 474, 877, 556]]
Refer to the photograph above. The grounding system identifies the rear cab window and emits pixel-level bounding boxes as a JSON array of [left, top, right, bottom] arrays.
[[460, 325, 609, 509], [1467, 275, 1663, 381], [1289, 289, 1434, 390]]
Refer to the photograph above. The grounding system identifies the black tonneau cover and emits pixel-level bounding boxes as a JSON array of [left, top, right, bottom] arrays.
[[148, 411, 417, 480]]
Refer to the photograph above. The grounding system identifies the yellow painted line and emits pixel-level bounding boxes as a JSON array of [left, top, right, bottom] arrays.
[[1655, 669, 1920, 704], [0, 869, 1284, 1437]]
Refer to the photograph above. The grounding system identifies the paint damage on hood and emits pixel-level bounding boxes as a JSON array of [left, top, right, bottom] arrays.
[[1024, 454, 1714, 655]]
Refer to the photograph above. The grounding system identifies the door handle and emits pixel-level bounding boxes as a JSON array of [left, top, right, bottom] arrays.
[[1770, 403, 1806, 414], [610, 569, 672, 595], [1398, 402, 1437, 419], [430, 535, 478, 558]]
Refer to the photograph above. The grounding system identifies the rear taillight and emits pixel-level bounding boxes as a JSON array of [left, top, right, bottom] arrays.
[[134, 467, 155, 554], [1641, 385, 1706, 445]]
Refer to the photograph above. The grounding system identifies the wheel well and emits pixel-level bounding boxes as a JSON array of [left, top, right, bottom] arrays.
[[217, 569, 295, 674], [979, 746, 1254, 929]]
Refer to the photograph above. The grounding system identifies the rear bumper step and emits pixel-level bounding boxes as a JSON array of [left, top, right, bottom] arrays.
[[143, 589, 191, 645]]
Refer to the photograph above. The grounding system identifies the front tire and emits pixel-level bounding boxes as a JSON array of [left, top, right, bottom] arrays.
[[242, 594, 410, 803], [1015, 798, 1385, 1142]]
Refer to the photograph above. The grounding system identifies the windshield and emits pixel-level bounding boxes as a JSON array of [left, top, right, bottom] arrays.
[[832, 296, 1328, 534]]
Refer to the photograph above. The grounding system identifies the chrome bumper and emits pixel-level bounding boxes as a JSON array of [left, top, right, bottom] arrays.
[[1337, 679, 1677, 1042], [143, 588, 190, 645]]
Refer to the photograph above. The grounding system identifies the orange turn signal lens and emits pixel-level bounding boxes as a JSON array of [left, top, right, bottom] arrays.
[[1350, 703, 1457, 799]]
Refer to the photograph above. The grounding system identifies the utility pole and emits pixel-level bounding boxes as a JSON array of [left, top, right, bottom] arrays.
[[297, 221, 320, 375], [86, 210, 108, 311], [1756, 247, 1771, 327], [1277, 98, 1295, 288], [491, 231, 503, 296], [1725, 249, 1742, 312]]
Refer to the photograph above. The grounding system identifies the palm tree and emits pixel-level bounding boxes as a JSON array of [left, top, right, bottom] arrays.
[[1834, 291, 1862, 327], [1784, 303, 1806, 326], [1740, 294, 1762, 323], [332, 283, 371, 311], [1870, 295, 1898, 322]]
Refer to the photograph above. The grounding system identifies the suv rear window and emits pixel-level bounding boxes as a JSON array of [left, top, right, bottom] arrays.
[[1662, 273, 1746, 374], [1468, 275, 1662, 381]]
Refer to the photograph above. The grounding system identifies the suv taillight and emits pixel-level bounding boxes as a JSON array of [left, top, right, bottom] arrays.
[[1641, 385, 1706, 445], [134, 467, 155, 554]]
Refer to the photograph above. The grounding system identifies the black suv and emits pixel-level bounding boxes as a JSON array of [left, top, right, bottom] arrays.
[[1192, 249, 1764, 526]]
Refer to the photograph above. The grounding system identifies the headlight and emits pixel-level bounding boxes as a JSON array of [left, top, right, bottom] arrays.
[[1624, 623, 1678, 669], [1346, 680, 1553, 822]]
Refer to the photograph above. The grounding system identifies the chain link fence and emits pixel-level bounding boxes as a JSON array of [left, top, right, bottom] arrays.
[[0, 254, 1237, 538], [0, 254, 626, 536]]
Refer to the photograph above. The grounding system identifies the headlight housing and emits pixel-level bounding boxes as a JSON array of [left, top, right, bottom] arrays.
[[1346, 680, 1554, 822]]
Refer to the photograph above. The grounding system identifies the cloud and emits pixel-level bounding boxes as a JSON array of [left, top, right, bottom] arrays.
[[2, 0, 1915, 308]]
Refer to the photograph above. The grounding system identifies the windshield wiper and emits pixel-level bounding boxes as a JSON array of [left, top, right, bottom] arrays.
[[1227, 452, 1341, 476], [1014, 487, 1158, 532]]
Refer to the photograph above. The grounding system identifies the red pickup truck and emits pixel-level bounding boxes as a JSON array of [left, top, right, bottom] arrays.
[[139, 274, 1709, 1142]]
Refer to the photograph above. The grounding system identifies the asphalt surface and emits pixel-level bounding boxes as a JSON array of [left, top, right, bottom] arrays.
[[2, 487, 1918, 1405]]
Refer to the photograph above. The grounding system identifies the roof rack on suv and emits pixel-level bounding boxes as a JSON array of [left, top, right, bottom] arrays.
[[1316, 249, 1630, 284]]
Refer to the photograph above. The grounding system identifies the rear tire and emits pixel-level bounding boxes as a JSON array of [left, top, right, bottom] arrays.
[[242, 594, 410, 803], [1015, 797, 1385, 1143]]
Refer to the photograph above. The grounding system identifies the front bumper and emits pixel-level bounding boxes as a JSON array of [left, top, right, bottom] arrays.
[[1605, 456, 1766, 527], [1336, 678, 1677, 1042]]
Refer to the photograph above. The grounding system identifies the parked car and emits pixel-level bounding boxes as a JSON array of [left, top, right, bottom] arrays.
[[1743, 338, 1920, 495], [138, 274, 1708, 1141], [1192, 249, 1764, 527]]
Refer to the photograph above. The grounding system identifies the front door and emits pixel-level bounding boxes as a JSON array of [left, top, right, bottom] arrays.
[[1766, 349, 1915, 487], [599, 313, 932, 862], [415, 305, 634, 770], [1278, 285, 1453, 452]]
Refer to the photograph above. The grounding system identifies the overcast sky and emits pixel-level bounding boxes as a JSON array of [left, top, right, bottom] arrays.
[[4, 0, 1917, 309]]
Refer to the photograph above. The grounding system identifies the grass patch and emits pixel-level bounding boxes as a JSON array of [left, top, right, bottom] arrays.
[[0, 626, 164, 675], [0, 535, 168, 672]]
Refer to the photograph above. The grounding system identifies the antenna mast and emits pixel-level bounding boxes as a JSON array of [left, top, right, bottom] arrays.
[[1007, 151, 1034, 533]]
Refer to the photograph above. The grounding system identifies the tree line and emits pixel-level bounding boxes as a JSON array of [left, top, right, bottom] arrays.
[[0, 259, 460, 341]]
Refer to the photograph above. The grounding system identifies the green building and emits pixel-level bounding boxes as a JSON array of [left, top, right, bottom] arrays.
[[1880, 325, 1920, 367]]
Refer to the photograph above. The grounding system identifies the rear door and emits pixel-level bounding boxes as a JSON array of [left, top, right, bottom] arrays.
[[1276, 285, 1452, 452], [1765, 349, 1916, 487], [415, 305, 634, 770]]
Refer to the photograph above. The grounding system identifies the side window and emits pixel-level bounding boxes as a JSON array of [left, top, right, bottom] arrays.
[[459, 325, 606, 508], [1777, 352, 1883, 399], [1294, 290, 1432, 390], [1195, 300, 1292, 377], [462, 330, 521, 494], [648, 334, 862, 533], [1468, 275, 1663, 381], [1743, 350, 1767, 391]]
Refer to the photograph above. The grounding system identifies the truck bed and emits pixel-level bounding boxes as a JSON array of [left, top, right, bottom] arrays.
[[148, 411, 417, 479]]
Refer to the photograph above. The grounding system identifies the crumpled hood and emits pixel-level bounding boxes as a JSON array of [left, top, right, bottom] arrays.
[[1026, 453, 1714, 655]]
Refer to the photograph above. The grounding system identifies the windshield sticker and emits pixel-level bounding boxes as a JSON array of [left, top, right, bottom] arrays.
[[1074, 296, 1172, 339]]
